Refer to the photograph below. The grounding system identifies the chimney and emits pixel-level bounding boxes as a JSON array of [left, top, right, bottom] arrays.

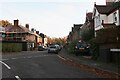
[[14, 19, 19, 27], [25, 24, 29, 29], [31, 28, 34, 32], [106, 0, 113, 5], [36, 31, 39, 34]]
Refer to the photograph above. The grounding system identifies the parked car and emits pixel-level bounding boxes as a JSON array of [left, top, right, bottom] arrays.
[[38, 46, 45, 51], [48, 45, 60, 54], [43, 46, 48, 50], [54, 44, 62, 51], [74, 42, 90, 56]]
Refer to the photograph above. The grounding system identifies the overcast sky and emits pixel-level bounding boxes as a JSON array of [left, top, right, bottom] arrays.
[[0, 0, 106, 38]]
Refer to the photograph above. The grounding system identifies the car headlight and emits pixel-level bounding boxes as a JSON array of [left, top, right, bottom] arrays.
[[86, 46, 89, 48], [75, 46, 78, 49]]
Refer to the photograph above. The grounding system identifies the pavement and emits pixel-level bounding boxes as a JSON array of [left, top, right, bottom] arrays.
[[59, 48, 120, 78]]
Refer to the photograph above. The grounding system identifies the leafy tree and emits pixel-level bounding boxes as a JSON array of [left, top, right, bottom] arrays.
[[47, 37, 67, 45], [81, 28, 94, 42], [0, 20, 12, 28]]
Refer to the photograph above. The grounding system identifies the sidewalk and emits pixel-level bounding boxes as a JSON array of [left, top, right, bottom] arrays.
[[59, 48, 120, 78]]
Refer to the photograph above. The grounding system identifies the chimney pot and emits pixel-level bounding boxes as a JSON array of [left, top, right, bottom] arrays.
[[26, 24, 29, 29], [36, 31, 39, 34], [14, 19, 19, 27]]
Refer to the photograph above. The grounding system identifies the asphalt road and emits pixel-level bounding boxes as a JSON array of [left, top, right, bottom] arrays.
[[1, 50, 99, 79]]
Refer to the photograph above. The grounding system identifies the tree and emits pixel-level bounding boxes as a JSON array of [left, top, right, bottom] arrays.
[[0, 20, 12, 28], [47, 37, 67, 45], [81, 28, 94, 42]]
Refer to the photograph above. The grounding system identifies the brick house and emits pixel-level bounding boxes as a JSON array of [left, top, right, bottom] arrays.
[[5, 19, 42, 49], [67, 24, 82, 43]]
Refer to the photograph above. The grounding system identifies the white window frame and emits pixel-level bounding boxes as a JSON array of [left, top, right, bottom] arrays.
[[113, 12, 117, 23]]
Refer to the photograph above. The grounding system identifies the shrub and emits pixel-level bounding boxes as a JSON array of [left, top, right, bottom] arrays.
[[96, 27, 120, 44], [89, 38, 99, 60], [67, 40, 78, 54], [2, 43, 22, 52], [81, 28, 94, 42]]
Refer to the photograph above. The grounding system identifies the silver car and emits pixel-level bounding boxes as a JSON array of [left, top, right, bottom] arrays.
[[48, 45, 59, 54]]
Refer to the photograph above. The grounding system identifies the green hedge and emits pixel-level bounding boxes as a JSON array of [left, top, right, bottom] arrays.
[[2, 43, 22, 52], [89, 39, 99, 60], [67, 40, 78, 54], [89, 27, 120, 60], [96, 27, 120, 44]]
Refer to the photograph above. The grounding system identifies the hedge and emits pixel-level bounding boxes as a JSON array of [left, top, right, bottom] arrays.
[[2, 43, 22, 52]]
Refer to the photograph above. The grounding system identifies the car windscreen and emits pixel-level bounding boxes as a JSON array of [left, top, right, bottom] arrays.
[[76, 42, 87, 47], [50, 46, 56, 48], [38, 46, 43, 48]]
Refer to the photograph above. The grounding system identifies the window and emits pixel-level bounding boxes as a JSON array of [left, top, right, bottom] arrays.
[[113, 12, 117, 22], [96, 14, 101, 28]]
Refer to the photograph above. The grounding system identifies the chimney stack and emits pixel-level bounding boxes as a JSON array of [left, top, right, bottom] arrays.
[[25, 24, 29, 29], [36, 31, 39, 34], [14, 19, 19, 27]]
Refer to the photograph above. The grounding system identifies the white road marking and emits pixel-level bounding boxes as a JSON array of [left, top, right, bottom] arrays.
[[43, 55, 47, 56], [57, 55, 66, 60], [15, 76, 21, 80], [0, 61, 11, 69], [2, 54, 53, 61], [27, 56, 32, 58], [11, 58, 17, 60], [23, 57, 26, 58], [2, 59, 9, 61]]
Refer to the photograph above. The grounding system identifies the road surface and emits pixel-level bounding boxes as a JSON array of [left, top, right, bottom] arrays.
[[1, 50, 99, 79]]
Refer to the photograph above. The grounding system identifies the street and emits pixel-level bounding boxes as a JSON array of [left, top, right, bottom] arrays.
[[1, 50, 99, 79]]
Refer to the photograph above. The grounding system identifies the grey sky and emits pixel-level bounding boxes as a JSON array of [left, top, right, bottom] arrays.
[[0, 0, 106, 38]]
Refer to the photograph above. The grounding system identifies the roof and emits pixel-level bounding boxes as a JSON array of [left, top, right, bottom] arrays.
[[19, 25, 30, 32], [73, 24, 83, 31], [95, 5, 111, 14], [95, 1, 120, 15]]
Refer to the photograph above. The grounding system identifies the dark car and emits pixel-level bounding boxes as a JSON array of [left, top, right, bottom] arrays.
[[48, 45, 59, 54], [38, 46, 45, 51], [74, 42, 90, 56]]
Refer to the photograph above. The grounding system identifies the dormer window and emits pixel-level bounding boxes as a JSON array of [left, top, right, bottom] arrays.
[[113, 12, 117, 23]]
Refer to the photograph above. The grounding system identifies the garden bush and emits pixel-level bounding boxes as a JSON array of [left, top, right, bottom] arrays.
[[2, 43, 22, 52], [89, 38, 99, 60], [67, 40, 78, 54]]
